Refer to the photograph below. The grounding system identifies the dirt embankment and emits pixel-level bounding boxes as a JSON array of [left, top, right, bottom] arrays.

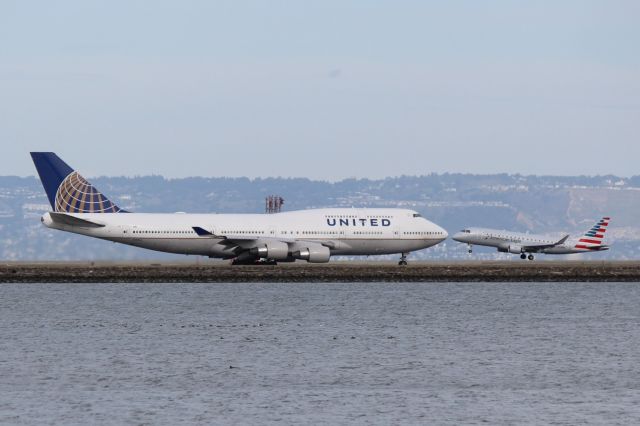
[[1, 261, 639, 283]]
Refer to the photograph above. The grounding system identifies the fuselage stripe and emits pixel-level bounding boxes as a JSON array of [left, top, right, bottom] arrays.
[[579, 238, 602, 244], [574, 245, 600, 250]]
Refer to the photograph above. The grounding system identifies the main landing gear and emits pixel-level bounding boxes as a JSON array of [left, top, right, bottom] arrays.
[[520, 253, 535, 261], [468, 244, 473, 254], [398, 252, 408, 266]]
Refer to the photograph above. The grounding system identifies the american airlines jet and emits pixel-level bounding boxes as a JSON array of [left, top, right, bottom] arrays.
[[31, 153, 448, 265], [452, 218, 611, 260]]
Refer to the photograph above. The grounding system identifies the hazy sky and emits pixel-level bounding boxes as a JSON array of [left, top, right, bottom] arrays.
[[1, 1, 638, 180]]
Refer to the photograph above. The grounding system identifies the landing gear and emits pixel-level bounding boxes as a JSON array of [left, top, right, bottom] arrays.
[[398, 253, 408, 266], [468, 244, 473, 254], [520, 253, 527, 260], [528, 254, 534, 261]]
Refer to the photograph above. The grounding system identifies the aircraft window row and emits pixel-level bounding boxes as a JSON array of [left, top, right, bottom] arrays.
[[404, 231, 443, 235], [364, 215, 393, 219], [354, 231, 383, 235], [489, 234, 554, 244], [301, 231, 339, 235], [490, 234, 551, 244], [221, 230, 264, 235], [133, 230, 193, 234]]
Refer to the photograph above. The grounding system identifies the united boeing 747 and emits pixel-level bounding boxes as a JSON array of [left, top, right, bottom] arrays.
[[452, 218, 611, 260], [31, 152, 447, 265]]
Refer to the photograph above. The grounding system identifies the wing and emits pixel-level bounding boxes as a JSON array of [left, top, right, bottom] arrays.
[[191, 226, 335, 260], [522, 234, 569, 251], [191, 226, 334, 244], [191, 226, 295, 243]]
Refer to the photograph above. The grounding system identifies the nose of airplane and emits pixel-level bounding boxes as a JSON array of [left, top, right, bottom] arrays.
[[440, 227, 449, 240], [432, 224, 448, 241], [452, 231, 465, 242]]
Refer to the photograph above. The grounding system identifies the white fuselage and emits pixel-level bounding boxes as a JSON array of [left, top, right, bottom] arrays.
[[42, 208, 448, 259], [452, 228, 597, 255]]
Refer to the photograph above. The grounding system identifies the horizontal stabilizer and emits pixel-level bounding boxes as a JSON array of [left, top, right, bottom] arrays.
[[49, 212, 105, 228]]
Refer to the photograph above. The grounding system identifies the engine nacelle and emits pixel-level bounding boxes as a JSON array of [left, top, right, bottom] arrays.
[[250, 241, 289, 260], [508, 245, 524, 254], [293, 245, 331, 263], [497, 245, 524, 254]]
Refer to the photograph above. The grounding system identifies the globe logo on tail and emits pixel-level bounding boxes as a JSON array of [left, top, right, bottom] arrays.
[[54, 172, 124, 213]]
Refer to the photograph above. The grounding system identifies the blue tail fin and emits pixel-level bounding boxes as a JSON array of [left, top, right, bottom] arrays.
[[30, 152, 125, 213]]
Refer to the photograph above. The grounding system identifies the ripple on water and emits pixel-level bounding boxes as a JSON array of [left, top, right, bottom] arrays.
[[1, 282, 640, 424]]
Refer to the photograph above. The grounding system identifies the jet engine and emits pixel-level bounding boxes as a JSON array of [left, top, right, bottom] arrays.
[[249, 241, 289, 260], [498, 245, 523, 254], [293, 245, 331, 263]]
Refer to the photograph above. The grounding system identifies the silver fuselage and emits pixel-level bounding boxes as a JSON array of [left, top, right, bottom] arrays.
[[452, 227, 606, 255]]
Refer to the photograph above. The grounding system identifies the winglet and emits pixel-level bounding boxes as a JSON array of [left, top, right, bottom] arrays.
[[556, 234, 570, 245], [192, 226, 214, 236]]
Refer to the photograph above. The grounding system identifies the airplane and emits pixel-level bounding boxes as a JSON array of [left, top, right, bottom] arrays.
[[451, 218, 611, 260], [30, 152, 448, 265]]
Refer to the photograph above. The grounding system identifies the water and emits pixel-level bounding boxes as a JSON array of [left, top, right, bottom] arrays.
[[1, 282, 640, 425]]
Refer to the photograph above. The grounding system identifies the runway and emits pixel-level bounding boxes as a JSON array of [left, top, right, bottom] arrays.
[[1, 261, 639, 283]]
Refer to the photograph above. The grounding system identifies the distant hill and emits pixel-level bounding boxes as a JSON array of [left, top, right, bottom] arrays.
[[1, 174, 638, 261]]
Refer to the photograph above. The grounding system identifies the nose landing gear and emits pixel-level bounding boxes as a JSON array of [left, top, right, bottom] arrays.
[[468, 244, 473, 254], [398, 252, 408, 266]]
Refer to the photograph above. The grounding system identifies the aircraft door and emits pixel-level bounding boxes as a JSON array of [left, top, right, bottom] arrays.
[[110, 224, 128, 237], [393, 221, 402, 239]]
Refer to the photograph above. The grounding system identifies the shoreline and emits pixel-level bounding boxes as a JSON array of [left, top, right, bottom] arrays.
[[1, 261, 639, 283]]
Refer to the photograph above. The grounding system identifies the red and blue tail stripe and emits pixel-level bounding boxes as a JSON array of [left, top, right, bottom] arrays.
[[575, 217, 610, 250]]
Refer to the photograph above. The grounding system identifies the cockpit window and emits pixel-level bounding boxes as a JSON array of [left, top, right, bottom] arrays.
[[412, 213, 422, 218], [460, 229, 471, 233]]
